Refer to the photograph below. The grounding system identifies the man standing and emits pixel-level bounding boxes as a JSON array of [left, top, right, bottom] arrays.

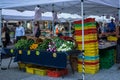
[[15, 21, 25, 42], [108, 19, 116, 33]]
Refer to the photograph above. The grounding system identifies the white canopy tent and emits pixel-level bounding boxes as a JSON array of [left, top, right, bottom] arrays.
[[2, 15, 53, 21], [0, 0, 118, 15], [88, 0, 120, 21], [88, 0, 119, 8], [0, 1, 119, 80], [2, 9, 82, 21]]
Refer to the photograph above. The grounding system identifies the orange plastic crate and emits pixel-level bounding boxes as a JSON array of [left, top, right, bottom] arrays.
[[47, 69, 68, 77]]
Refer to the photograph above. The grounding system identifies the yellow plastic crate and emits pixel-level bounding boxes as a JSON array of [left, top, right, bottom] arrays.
[[78, 64, 99, 70], [107, 36, 117, 41], [78, 59, 99, 63], [78, 69, 99, 74], [75, 35, 97, 39], [75, 36, 97, 39], [75, 26, 96, 30], [84, 53, 99, 56], [18, 62, 26, 69], [76, 38, 97, 42], [78, 43, 98, 48], [34, 68, 47, 76], [26, 66, 34, 74], [85, 50, 99, 54], [77, 47, 98, 50], [26, 64, 33, 67]]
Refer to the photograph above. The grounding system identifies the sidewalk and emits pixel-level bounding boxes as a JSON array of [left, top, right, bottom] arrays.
[[0, 58, 120, 80]]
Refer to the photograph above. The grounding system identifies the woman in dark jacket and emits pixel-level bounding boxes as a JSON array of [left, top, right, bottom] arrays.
[[2, 24, 10, 47]]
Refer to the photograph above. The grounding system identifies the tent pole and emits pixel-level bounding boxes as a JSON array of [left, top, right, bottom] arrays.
[[0, 9, 2, 47], [52, 18, 54, 36], [31, 20, 34, 35], [69, 20, 72, 37], [119, 8, 120, 21], [52, 4, 55, 36], [118, 0, 120, 21], [24, 20, 27, 30], [81, 0, 85, 80], [102, 15, 105, 33]]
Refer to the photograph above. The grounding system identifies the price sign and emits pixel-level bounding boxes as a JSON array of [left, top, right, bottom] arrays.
[[53, 53, 57, 58], [36, 51, 40, 56], [27, 50, 31, 55], [19, 50, 22, 54], [10, 49, 14, 53]]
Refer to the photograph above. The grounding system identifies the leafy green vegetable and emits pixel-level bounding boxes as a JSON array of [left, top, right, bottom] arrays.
[[15, 39, 28, 49], [36, 39, 52, 50]]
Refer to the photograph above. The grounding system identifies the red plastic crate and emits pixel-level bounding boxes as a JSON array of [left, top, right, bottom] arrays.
[[47, 69, 68, 77], [78, 61, 99, 65], [74, 18, 95, 24], [75, 29, 97, 35]]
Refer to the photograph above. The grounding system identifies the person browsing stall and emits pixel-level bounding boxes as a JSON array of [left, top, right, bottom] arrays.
[[33, 23, 41, 38], [15, 21, 25, 42], [2, 24, 10, 47]]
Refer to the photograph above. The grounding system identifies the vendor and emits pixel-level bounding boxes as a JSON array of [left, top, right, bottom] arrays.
[[107, 19, 116, 36], [54, 22, 60, 36]]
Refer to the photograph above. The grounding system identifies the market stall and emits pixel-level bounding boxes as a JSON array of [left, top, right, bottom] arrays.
[[4, 36, 80, 74]]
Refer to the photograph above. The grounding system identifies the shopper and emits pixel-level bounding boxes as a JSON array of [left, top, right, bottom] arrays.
[[116, 23, 120, 64], [33, 23, 41, 38], [15, 21, 25, 42], [2, 24, 10, 47]]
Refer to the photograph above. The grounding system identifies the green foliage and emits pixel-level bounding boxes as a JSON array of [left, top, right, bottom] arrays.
[[15, 39, 35, 50], [36, 39, 52, 50], [15, 39, 28, 49]]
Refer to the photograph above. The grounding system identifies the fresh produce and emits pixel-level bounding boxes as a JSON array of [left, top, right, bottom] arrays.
[[51, 37, 75, 52], [36, 39, 52, 50], [15, 36, 75, 52], [15, 39, 28, 49], [47, 42, 57, 52], [30, 43, 38, 50], [35, 38, 43, 44], [27, 39, 35, 47], [52, 37, 64, 49], [57, 41, 75, 52], [60, 36, 74, 41], [15, 39, 35, 50]]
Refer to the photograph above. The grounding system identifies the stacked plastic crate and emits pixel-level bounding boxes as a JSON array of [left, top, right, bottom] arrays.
[[99, 49, 115, 69], [74, 18, 99, 74]]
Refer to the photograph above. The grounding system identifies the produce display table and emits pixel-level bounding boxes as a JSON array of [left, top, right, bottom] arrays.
[[0, 48, 15, 69], [1, 48, 81, 73], [15, 50, 81, 73], [16, 50, 68, 68], [99, 41, 116, 49]]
